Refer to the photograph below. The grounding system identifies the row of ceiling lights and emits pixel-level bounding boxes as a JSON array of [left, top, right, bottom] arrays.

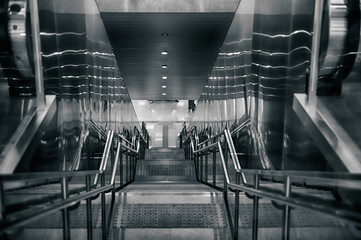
[[162, 33, 168, 96]]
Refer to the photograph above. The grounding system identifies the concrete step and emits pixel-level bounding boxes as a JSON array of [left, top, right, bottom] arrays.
[[145, 147, 185, 160]]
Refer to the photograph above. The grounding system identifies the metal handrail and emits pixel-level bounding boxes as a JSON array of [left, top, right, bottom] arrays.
[[110, 142, 122, 185], [224, 129, 247, 184], [191, 124, 248, 184], [0, 170, 100, 181], [68, 130, 90, 171], [185, 118, 361, 240], [0, 124, 145, 239], [221, 166, 361, 222], [197, 131, 223, 146], [115, 132, 134, 147], [224, 129, 241, 171], [217, 141, 230, 184], [194, 135, 361, 239], [238, 168, 361, 180], [182, 125, 196, 144], [120, 142, 138, 154], [93, 130, 114, 186], [230, 118, 251, 135], [194, 142, 218, 154], [0, 170, 111, 234], [90, 119, 107, 139]]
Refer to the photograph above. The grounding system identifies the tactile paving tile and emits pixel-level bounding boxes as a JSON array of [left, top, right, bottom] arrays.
[[25, 204, 103, 228], [229, 203, 343, 228], [293, 208, 343, 227], [136, 164, 195, 176], [114, 203, 228, 228]]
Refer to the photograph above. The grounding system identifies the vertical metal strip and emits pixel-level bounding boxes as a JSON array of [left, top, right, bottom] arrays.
[[205, 142, 208, 183], [29, 0, 45, 110], [101, 173, 107, 239], [0, 181, 4, 221], [86, 175, 93, 240], [111, 142, 121, 186], [61, 177, 70, 240], [110, 139, 115, 184], [307, 0, 325, 107], [282, 176, 291, 240], [126, 147, 129, 183], [252, 174, 259, 240], [119, 140, 123, 187], [200, 153, 203, 181], [233, 173, 240, 240], [224, 141, 228, 170], [213, 149, 216, 187], [131, 154, 134, 181]]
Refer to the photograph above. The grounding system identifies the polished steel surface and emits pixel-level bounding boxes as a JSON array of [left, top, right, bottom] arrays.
[[189, 0, 361, 172], [0, 0, 142, 173], [7, 0, 33, 79], [29, 0, 45, 109], [0, 77, 56, 173], [308, 0, 325, 107], [0, 82, 36, 153], [293, 93, 361, 172]]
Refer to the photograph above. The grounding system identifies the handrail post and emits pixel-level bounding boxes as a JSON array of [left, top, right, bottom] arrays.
[[0, 181, 4, 240], [233, 172, 240, 240], [101, 173, 107, 240], [213, 148, 216, 188], [85, 175, 93, 240], [61, 177, 70, 240], [126, 142, 129, 183], [119, 139, 123, 188], [0, 181, 4, 221], [224, 140, 229, 193], [110, 138, 115, 185], [131, 151, 134, 182], [205, 141, 208, 183], [282, 176, 291, 240], [111, 142, 121, 192], [200, 143, 203, 182], [252, 174, 259, 240]]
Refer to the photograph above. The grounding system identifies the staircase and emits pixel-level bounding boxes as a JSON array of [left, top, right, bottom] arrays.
[[108, 147, 232, 239], [3, 147, 359, 239]]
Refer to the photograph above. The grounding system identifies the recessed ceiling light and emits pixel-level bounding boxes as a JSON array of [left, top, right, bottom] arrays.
[[162, 93, 166, 96], [162, 76, 167, 80], [162, 33, 168, 37], [162, 85, 167, 88], [161, 51, 168, 55], [162, 65, 167, 69]]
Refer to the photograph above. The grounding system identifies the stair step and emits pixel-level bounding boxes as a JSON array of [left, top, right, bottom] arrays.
[[145, 147, 185, 160], [109, 228, 230, 240]]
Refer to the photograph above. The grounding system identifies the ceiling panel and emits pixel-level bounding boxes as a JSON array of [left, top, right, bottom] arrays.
[[100, 12, 234, 100]]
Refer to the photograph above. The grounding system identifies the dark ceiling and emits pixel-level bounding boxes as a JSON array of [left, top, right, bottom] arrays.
[[100, 12, 235, 100]]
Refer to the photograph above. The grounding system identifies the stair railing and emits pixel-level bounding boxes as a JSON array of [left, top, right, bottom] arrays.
[[184, 119, 361, 240], [0, 124, 146, 240]]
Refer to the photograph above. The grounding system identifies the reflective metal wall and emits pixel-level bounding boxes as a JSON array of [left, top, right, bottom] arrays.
[[0, 0, 140, 171], [189, 0, 361, 170]]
